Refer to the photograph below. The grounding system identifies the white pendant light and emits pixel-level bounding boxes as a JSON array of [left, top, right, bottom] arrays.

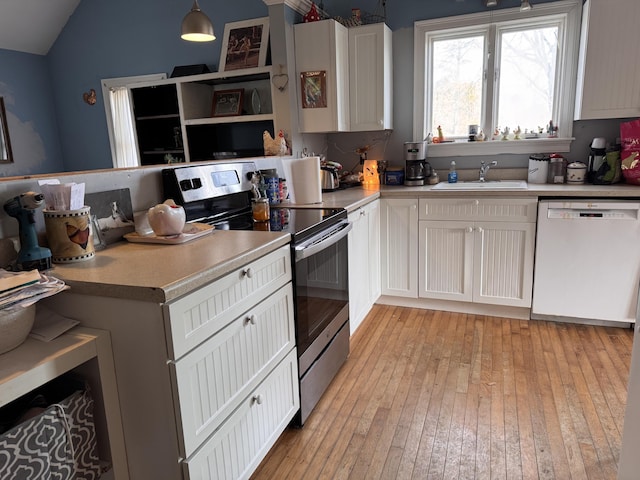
[[520, 0, 533, 11], [181, 0, 215, 42]]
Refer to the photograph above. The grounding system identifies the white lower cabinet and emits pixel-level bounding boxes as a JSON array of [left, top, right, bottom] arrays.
[[42, 245, 298, 480], [168, 246, 298, 476], [380, 198, 418, 298], [183, 349, 299, 480], [171, 283, 295, 458], [348, 200, 380, 334], [418, 198, 537, 307]]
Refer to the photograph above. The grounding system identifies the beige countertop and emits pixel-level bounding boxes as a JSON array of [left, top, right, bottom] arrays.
[[47, 230, 290, 304], [45, 181, 640, 304], [381, 182, 640, 198], [319, 181, 640, 204]]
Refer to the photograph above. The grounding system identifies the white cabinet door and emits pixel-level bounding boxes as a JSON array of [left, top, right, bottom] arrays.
[[294, 19, 349, 132], [419, 220, 474, 302], [575, 0, 640, 119], [367, 200, 381, 303], [348, 207, 369, 334], [380, 199, 418, 297], [473, 221, 535, 307], [348, 200, 381, 335], [349, 23, 392, 131]]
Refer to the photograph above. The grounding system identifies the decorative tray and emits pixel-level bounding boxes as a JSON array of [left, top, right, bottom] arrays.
[[123, 223, 214, 244]]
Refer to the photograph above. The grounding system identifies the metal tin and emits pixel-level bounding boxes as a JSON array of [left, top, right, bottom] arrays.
[[547, 154, 566, 184], [384, 168, 404, 185]]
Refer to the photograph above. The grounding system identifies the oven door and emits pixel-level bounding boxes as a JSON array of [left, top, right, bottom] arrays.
[[294, 220, 351, 375]]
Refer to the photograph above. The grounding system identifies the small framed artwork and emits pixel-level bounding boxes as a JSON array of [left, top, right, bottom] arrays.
[[301, 71, 327, 109], [219, 17, 270, 72], [211, 89, 244, 117]]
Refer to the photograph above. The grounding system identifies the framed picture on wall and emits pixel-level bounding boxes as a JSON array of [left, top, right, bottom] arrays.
[[211, 89, 244, 117], [219, 17, 270, 72], [300, 71, 327, 109]]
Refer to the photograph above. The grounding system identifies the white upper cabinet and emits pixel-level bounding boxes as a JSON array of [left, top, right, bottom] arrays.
[[294, 20, 350, 133], [574, 0, 640, 120], [349, 23, 393, 131], [294, 20, 392, 133]]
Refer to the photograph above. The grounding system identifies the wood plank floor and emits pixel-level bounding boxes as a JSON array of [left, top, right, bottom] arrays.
[[251, 305, 634, 480]]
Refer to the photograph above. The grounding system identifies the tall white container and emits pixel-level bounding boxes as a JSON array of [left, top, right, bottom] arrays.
[[527, 155, 549, 184]]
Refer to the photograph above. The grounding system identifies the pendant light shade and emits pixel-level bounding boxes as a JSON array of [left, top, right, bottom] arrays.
[[520, 0, 533, 11], [181, 0, 215, 42]]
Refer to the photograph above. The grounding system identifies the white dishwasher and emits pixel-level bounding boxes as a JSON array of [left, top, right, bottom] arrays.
[[532, 199, 640, 325]]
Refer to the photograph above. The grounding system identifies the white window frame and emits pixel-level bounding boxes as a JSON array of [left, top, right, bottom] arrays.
[[413, 0, 582, 156], [101, 73, 167, 168]]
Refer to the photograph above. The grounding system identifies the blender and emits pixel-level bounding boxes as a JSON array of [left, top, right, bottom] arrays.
[[404, 141, 431, 186]]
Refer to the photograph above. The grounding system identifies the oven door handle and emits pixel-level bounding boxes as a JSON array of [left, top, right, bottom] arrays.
[[294, 220, 352, 261]]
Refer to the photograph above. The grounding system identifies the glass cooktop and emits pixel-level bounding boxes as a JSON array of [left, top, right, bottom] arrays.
[[207, 206, 347, 241]]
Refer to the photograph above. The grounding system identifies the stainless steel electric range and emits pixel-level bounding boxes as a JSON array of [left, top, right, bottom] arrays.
[[162, 161, 351, 426]]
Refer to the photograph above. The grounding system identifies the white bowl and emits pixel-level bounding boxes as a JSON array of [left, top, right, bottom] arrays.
[[0, 305, 36, 354]]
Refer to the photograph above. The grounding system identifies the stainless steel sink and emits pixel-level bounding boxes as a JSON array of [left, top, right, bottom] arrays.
[[431, 180, 528, 190]]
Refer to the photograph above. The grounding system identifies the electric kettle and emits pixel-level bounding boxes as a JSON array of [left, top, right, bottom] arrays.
[[320, 166, 339, 191]]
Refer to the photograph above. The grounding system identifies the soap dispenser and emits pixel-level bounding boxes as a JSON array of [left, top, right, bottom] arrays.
[[448, 161, 458, 183]]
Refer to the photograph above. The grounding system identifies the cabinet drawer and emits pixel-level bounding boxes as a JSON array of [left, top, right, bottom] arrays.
[[165, 245, 292, 359], [419, 198, 537, 222], [171, 283, 295, 458], [183, 349, 299, 480]]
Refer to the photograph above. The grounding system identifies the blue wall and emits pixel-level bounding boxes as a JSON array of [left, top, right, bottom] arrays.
[[48, 0, 267, 172], [0, 0, 601, 175], [0, 49, 64, 176]]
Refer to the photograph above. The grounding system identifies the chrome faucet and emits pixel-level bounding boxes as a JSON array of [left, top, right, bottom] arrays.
[[478, 160, 498, 182]]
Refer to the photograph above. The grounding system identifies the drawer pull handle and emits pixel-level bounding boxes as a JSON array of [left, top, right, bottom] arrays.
[[242, 267, 254, 278], [245, 315, 257, 326], [466, 226, 473, 233], [253, 394, 264, 405]]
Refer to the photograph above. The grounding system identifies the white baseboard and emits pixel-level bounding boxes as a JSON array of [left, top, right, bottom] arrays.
[[376, 295, 531, 320]]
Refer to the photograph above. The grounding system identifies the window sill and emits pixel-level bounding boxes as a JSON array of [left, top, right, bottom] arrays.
[[426, 137, 574, 158]]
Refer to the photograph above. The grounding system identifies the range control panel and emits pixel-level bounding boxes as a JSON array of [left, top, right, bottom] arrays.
[[162, 161, 257, 204]]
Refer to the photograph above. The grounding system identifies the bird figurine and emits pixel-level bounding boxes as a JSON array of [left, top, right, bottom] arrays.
[[263, 130, 287, 156], [66, 222, 90, 249]]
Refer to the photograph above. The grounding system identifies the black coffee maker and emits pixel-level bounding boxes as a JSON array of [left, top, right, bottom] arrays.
[[587, 137, 607, 183], [404, 141, 432, 186]]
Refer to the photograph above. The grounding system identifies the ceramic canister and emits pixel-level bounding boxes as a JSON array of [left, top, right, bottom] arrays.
[[566, 162, 587, 184], [44, 206, 95, 263]]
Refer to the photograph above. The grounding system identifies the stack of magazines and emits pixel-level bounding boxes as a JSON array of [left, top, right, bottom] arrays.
[[0, 269, 68, 310]]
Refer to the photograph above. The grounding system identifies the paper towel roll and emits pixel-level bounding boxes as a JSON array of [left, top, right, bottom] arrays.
[[282, 156, 322, 204]]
